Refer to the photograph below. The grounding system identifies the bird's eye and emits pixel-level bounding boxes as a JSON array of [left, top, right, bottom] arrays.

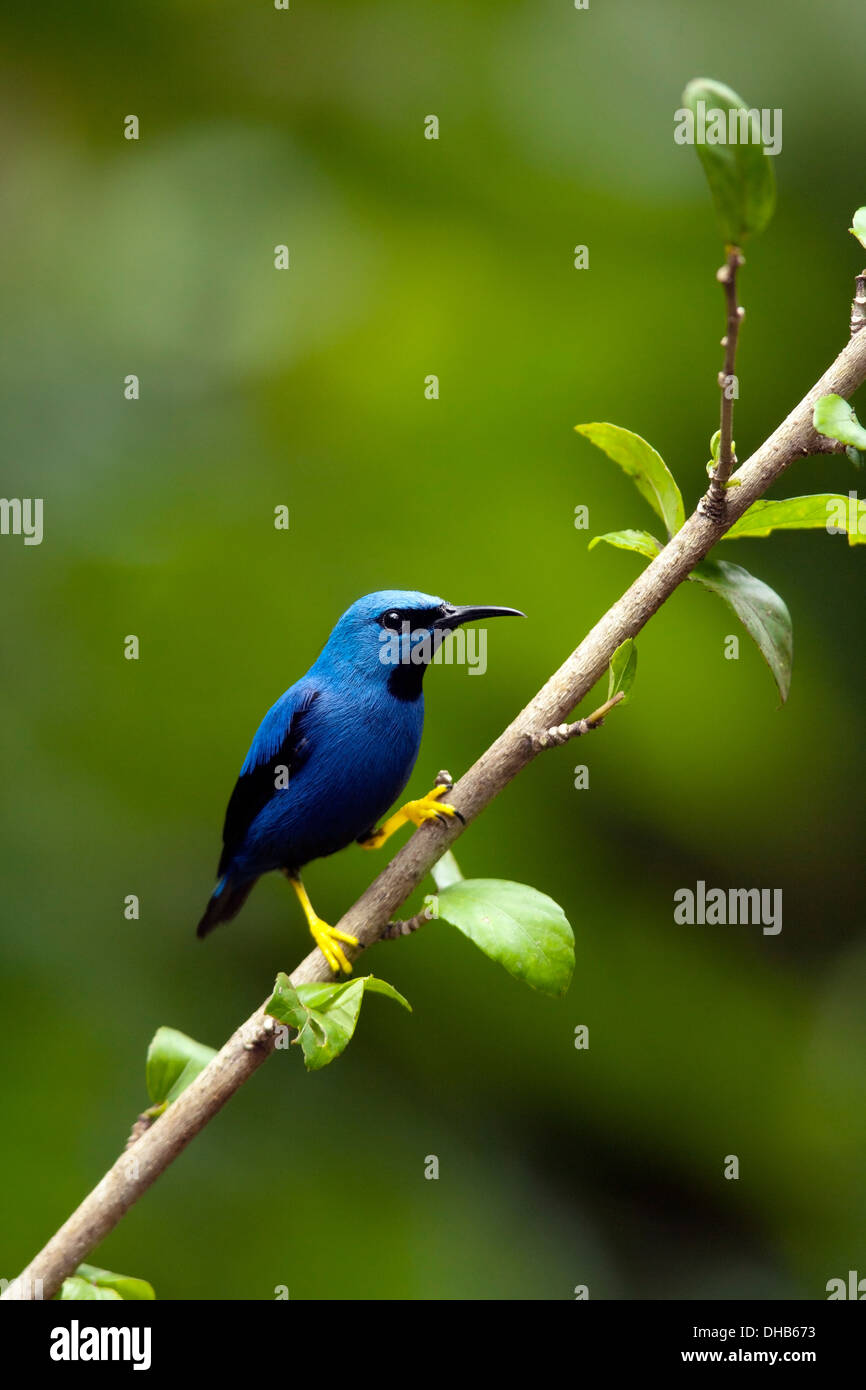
[[380, 609, 403, 631]]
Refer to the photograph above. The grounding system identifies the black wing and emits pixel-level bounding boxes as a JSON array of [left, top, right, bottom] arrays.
[[217, 686, 320, 876]]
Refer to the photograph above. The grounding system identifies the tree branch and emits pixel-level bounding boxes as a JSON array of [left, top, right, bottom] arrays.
[[6, 304, 866, 1302]]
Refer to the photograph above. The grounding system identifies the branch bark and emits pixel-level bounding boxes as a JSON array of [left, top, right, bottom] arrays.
[[6, 308, 866, 1302]]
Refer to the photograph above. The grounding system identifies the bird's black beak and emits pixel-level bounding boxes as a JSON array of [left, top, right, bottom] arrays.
[[434, 603, 526, 631]]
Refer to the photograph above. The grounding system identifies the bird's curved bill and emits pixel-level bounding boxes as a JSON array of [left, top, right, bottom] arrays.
[[434, 604, 526, 630]]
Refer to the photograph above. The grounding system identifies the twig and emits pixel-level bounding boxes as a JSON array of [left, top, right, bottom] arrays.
[[125, 1114, 155, 1150], [6, 290, 866, 1302], [380, 908, 432, 939], [803, 436, 846, 456], [702, 247, 745, 518], [851, 272, 866, 338], [529, 691, 624, 751]]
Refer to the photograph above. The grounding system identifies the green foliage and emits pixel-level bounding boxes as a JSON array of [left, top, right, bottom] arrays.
[[266, 973, 411, 1071], [849, 207, 866, 249], [59, 1263, 155, 1301], [581, 424, 806, 702], [146, 1027, 217, 1108], [429, 849, 465, 890], [59, 1277, 121, 1301], [588, 529, 662, 559], [682, 78, 776, 244], [706, 428, 740, 485], [608, 639, 638, 705], [706, 428, 722, 478], [429, 879, 574, 997], [689, 559, 792, 704], [813, 394, 866, 451], [575, 422, 685, 537], [263, 860, 573, 1067], [725, 494, 866, 545]]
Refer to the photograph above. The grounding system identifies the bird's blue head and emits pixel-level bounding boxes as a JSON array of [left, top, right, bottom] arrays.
[[314, 589, 525, 699]]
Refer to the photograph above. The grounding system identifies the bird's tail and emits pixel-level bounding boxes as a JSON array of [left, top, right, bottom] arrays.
[[196, 873, 257, 939]]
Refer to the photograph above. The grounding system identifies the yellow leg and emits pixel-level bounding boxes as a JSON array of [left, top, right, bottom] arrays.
[[287, 874, 357, 975], [359, 784, 462, 851]]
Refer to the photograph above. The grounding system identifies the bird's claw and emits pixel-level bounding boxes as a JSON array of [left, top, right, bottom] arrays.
[[358, 782, 463, 851], [309, 917, 358, 975], [406, 785, 463, 828]]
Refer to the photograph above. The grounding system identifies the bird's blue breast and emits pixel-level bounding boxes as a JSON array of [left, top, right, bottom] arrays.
[[231, 677, 424, 877]]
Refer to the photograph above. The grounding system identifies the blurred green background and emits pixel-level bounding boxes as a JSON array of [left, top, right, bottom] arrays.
[[2, 0, 865, 1300]]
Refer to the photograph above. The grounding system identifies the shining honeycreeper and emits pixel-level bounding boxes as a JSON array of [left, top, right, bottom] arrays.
[[197, 590, 524, 972]]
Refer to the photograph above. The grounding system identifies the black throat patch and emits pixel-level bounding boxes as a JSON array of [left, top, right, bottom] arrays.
[[387, 662, 426, 702]]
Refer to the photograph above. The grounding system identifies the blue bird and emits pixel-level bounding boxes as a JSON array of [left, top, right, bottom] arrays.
[[197, 590, 524, 972]]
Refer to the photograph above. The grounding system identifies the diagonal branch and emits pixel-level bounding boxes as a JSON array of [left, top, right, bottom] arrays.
[[6, 310, 866, 1302]]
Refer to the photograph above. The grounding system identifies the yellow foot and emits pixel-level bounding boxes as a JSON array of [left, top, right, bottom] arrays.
[[405, 784, 461, 828], [310, 917, 358, 975], [360, 784, 462, 850]]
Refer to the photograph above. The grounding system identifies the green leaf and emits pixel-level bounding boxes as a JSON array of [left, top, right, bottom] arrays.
[[266, 972, 411, 1071], [681, 78, 776, 243], [575, 423, 685, 537], [724, 494, 866, 546], [849, 207, 866, 249], [706, 429, 739, 482], [813, 394, 866, 451], [146, 1027, 217, 1107], [432, 879, 574, 997], [709, 429, 722, 465], [607, 638, 638, 705], [59, 1276, 122, 1301], [73, 1264, 155, 1301], [690, 559, 792, 703], [588, 529, 663, 560], [430, 849, 464, 890]]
